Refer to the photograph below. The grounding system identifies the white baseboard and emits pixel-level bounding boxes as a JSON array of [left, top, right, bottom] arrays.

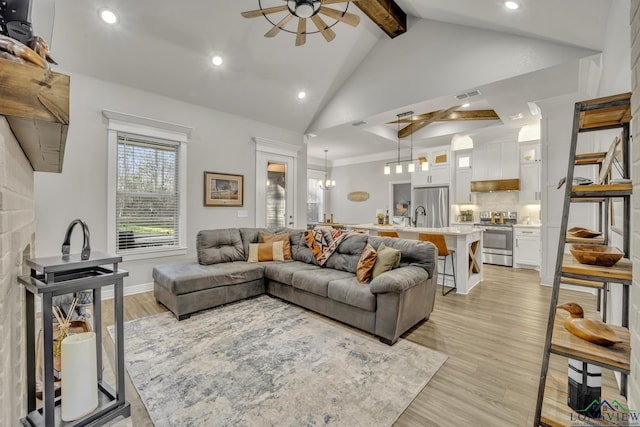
[[101, 282, 154, 300]]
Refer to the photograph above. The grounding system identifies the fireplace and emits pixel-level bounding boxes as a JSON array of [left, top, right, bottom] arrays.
[[0, 117, 36, 426]]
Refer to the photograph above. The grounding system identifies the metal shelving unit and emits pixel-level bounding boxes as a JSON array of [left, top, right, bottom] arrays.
[[534, 93, 632, 426]]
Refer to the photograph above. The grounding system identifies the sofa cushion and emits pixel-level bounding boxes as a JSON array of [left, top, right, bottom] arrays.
[[356, 243, 377, 283], [371, 243, 401, 279], [248, 241, 285, 262], [261, 232, 292, 260], [264, 261, 321, 285], [197, 229, 245, 265], [367, 236, 436, 279], [292, 269, 355, 297], [327, 277, 377, 312], [153, 261, 264, 295], [239, 228, 273, 260], [324, 233, 368, 273], [288, 229, 319, 265]]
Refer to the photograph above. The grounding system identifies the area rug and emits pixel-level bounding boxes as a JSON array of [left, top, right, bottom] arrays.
[[115, 295, 447, 426]]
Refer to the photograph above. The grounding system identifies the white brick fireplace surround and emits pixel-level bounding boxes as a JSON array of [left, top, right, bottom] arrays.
[[0, 117, 35, 426]]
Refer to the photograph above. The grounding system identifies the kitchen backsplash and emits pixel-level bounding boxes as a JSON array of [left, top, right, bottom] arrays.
[[452, 191, 541, 224]]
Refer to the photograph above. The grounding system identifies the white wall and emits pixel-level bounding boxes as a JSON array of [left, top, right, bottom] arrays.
[[308, 18, 598, 133], [327, 159, 413, 224], [34, 73, 305, 289]]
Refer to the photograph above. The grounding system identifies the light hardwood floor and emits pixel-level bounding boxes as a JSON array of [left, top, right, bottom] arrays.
[[101, 265, 606, 427]]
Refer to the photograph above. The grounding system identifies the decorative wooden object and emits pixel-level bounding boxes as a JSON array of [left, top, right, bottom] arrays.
[[347, 191, 369, 202], [567, 227, 602, 238], [469, 179, 520, 192], [557, 303, 622, 347], [569, 244, 623, 267], [0, 58, 70, 172]]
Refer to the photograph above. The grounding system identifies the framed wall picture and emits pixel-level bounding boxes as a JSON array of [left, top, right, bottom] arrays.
[[204, 171, 244, 206]]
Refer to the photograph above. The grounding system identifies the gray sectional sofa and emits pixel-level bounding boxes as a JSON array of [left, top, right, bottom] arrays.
[[153, 227, 438, 345]]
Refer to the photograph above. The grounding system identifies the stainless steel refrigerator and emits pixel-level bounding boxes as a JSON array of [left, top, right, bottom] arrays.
[[412, 186, 449, 228]]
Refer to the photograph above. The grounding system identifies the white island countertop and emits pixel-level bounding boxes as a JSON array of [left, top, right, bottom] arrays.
[[350, 224, 483, 236]]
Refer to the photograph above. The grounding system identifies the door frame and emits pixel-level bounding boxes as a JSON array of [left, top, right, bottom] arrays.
[[254, 137, 299, 228]]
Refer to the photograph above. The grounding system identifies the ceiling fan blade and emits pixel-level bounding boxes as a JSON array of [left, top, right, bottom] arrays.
[[241, 5, 288, 18], [310, 15, 336, 42], [319, 7, 360, 27], [296, 18, 307, 46], [265, 14, 294, 37], [321, 0, 351, 4]]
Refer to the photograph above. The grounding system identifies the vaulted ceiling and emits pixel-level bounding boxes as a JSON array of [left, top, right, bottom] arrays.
[[33, 0, 614, 160]]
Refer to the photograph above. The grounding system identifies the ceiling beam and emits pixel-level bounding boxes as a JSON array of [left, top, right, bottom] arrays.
[[398, 106, 461, 138], [353, 0, 407, 38], [391, 109, 500, 124]]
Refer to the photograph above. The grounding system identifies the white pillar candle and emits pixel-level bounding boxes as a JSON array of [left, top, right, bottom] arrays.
[[61, 332, 99, 421]]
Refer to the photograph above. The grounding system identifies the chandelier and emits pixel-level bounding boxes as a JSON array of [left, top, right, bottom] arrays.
[[319, 149, 335, 190], [384, 111, 429, 174]]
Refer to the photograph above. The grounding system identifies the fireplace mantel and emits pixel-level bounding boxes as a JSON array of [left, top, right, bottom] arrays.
[[0, 58, 70, 173]]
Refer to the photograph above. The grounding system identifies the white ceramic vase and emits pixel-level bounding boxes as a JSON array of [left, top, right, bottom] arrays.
[[61, 332, 99, 421]]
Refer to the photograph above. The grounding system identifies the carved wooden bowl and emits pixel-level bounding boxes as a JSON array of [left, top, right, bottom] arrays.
[[568, 227, 602, 238], [570, 245, 623, 267]]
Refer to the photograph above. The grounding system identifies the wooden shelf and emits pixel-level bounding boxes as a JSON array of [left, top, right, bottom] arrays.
[[571, 183, 632, 198], [578, 93, 631, 131], [575, 152, 607, 165], [541, 374, 629, 427], [0, 58, 70, 173], [551, 311, 630, 373], [561, 254, 632, 283], [560, 277, 605, 289], [566, 234, 605, 245]]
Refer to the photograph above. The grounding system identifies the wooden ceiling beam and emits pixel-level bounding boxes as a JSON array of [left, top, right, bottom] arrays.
[[353, 0, 407, 38], [398, 106, 461, 139], [391, 109, 500, 124]]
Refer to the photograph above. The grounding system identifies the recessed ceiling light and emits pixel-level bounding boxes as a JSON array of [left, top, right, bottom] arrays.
[[99, 8, 118, 24], [461, 103, 471, 108], [297, 91, 306, 100], [504, 1, 519, 10], [211, 56, 223, 66]]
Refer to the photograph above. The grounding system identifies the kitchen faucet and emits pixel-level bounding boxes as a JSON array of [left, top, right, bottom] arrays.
[[413, 205, 426, 227]]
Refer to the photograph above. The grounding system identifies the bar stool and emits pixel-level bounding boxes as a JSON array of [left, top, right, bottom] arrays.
[[418, 233, 456, 296], [377, 230, 399, 238]]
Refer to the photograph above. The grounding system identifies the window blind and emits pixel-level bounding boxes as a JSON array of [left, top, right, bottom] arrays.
[[116, 132, 180, 253]]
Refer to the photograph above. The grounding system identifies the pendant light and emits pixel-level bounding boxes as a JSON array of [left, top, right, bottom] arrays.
[[319, 149, 335, 190]]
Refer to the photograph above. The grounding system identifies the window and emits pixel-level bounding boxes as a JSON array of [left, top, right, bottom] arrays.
[[117, 133, 180, 252], [104, 110, 190, 259], [307, 169, 325, 223]]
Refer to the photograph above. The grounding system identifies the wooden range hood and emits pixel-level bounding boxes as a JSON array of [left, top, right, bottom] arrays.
[[470, 179, 520, 192]]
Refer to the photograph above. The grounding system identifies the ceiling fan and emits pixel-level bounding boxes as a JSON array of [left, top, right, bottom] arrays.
[[241, 0, 360, 46]]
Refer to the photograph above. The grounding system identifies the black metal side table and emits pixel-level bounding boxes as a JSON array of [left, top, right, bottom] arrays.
[[19, 252, 130, 426]]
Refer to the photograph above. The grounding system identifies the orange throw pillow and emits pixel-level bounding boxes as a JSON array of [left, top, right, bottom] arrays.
[[247, 241, 284, 262], [356, 243, 378, 283], [261, 233, 292, 260]]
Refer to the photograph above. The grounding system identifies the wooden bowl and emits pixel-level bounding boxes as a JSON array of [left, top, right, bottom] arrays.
[[570, 245, 623, 267], [568, 227, 602, 238]]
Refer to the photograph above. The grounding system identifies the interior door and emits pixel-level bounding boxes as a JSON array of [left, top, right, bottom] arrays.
[[256, 152, 295, 228]]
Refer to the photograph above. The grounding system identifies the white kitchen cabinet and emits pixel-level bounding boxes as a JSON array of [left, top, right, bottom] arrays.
[[520, 142, 541, 163], [411, 145, 451, 187], [453, 151, 474, 203], [513, 226, 541, 269], [519, 162, 541, 202], [472, 140, 518, 181]]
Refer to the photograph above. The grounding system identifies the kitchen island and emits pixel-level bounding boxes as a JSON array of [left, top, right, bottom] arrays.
[[350, 224, 484, 294]]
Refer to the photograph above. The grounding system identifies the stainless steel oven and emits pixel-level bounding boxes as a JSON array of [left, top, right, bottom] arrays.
[[481, 225, 513, 266], [476, 211, 517, 267]]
